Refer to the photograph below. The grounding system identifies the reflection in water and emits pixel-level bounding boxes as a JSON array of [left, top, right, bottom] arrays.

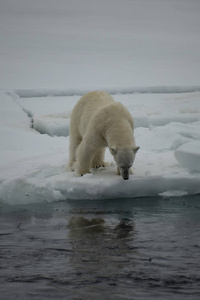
[[68, 216, 106, 235], [67, 216, 138, 289], [68, 216, 135, 237]]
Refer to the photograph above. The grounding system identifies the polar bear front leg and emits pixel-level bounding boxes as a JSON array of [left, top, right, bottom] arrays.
[[91, 148, 107, 168], [75, 140, 95, 176]]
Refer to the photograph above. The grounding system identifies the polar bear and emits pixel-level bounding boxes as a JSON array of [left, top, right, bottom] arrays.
[[67, 91, 139, 180]]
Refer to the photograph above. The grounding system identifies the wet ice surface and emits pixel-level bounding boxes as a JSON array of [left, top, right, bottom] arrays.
[[1, 196, 200, 300]]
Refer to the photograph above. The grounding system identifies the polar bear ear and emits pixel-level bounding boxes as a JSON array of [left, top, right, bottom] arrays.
[[110, 146, 117, 155], [133, 146, 140, 153]]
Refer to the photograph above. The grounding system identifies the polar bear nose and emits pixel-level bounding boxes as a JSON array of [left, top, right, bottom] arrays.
[[121, 168, 129, 180]]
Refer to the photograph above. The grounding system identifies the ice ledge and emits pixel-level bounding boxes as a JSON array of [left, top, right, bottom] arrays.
[[174, 141, 200, 172], [11, 85, 200, 98], [1, 172, 200, 205]]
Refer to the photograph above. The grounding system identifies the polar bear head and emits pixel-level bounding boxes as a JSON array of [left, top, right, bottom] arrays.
[[109, 146, 140, 180]]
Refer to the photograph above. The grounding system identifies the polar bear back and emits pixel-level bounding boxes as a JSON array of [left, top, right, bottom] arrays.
[[70, 91, 115, 137], [70, 90, 135, 148]]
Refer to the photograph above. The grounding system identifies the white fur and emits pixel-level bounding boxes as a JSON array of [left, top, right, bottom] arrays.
[[67, 91, 139, 179]]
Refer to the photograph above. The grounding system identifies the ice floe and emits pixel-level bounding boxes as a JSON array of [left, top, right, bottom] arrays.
[[0, 90, 200, 205]]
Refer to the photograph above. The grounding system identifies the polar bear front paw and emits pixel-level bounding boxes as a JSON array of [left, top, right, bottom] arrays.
[[66, 163, 75, 172], [92, 161, 108, 169], [75, 168, 91, 177], [116, 166, 120, 175], [130, 168, 134, 175]]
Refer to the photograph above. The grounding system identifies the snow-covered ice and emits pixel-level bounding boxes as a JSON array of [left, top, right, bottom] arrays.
[[0, 0, 200, 205]]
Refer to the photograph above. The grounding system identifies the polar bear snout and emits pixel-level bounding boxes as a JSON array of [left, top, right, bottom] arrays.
[[112, 147, 138, 180], [121, 168, 130, 180]]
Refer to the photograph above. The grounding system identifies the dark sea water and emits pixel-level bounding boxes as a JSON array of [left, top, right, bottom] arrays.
[[0, 195, 200, 300]]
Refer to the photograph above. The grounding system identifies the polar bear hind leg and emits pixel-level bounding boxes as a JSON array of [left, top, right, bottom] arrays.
[[67, 131, 82, 171]]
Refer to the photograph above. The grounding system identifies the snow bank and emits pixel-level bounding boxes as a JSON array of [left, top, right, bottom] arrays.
[[0, 90, 200, 205]]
